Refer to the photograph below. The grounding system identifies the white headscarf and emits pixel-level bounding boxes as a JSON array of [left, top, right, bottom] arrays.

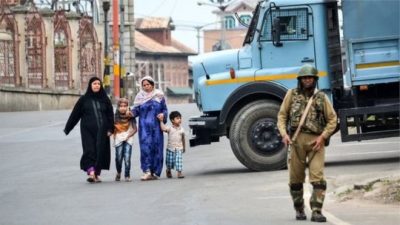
[[133, 76, 165, 107]]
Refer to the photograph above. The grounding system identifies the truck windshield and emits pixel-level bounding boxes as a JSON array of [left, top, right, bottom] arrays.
[[243, 2, 261, 45]]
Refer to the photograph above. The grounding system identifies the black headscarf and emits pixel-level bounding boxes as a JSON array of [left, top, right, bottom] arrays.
[[85, 77, 110, 103]]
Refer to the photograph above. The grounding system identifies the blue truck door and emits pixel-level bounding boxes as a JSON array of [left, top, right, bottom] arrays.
[[256, 6, 316, 82]]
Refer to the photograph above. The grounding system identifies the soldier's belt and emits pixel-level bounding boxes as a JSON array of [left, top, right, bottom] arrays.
[[290, 128, 321, 136]]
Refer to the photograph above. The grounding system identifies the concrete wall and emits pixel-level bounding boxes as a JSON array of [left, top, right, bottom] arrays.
[[0, 87, 80, 111]]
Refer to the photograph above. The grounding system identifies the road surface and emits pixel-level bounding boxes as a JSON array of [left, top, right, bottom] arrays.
[[0, 104, 399, 225]]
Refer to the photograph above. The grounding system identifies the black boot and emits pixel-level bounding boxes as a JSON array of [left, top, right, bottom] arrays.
[[311, 211, 327, 222], [296, 209, 307, 220]]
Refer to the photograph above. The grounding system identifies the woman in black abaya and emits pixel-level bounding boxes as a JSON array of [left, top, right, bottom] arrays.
[[64, 77, 114, 183]]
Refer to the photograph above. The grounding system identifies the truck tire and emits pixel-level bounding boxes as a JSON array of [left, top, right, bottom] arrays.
[[229, 100, 287, 171]]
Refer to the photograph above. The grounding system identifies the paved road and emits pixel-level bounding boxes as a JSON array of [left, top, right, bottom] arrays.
[[0, 104, 399, 225]]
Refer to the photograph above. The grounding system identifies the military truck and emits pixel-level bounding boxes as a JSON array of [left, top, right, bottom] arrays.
[[189, 0, 400, 171]]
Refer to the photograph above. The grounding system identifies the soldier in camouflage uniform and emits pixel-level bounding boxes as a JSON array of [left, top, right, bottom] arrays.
[[277, 64, 337, 222]]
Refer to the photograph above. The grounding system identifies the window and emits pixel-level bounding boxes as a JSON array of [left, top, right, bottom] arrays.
[[26, 16, 45, 88], [54, 32, 67, 47], [278, 16, 297, 35], [224, 16, 235, 29], [78, 17, 99, 90], [261, 8, 308, 41], [239, 15, 252, 26]]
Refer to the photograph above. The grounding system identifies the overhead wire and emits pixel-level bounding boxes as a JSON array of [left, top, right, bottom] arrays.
[[146, 0, 168, 16], [168, 0, 179, 17]]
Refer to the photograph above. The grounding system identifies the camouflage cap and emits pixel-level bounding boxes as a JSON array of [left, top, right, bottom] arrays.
[[297, 64, 319, 79]]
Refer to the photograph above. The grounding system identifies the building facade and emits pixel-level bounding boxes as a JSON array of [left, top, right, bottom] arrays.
[[0, 1, 103, 111], [203, 0, 258, 52], [135, 17, 195, 104]]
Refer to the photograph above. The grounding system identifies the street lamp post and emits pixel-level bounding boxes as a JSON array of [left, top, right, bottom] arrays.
[[102, 0, 111, 95], [195, 26, 201, 54], [197, 0, 234, 51], [112, 0, 120, 99], [119, 2, 125, 97], [191, 21, 221, 53]]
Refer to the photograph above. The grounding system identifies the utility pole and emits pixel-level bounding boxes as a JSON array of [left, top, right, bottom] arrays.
[[126, 0, 136, 103], [220, 9, 226, 50], [112, 0, 120, 99], [195, 26, 201, 54], [102, 0, 111, 95], [197, 0, 233, 51], [119, 1, 125, 97], [189, 21, 221, 53]]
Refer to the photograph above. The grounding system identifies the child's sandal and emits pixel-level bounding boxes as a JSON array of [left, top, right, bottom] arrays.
[[115, 174, 121, 181], [166, 170, 172, 178], [177, 172, 185, 179]]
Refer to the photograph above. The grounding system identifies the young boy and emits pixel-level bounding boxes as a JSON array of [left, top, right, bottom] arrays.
[[114, 98, 137, 182], [157, 111, 186, 178]]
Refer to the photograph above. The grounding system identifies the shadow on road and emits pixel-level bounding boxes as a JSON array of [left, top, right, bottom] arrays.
[[195, 167, 253, 176], [326, 156, 400, 167]]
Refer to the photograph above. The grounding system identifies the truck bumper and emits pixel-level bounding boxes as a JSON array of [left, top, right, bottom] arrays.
[[188, 116, 223, 147], [339, 103, 400, 142]]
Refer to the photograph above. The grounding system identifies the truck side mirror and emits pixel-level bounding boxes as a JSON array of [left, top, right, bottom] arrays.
[[272, 17, 283, 47]]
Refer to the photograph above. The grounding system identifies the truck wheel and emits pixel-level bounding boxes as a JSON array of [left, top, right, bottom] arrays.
[[229, 100, 287, 171]]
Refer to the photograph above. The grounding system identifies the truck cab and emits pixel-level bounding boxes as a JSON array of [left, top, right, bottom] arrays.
[[189, 0, 400, 171]]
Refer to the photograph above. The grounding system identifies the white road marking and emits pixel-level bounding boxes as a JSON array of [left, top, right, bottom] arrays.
[[323, 210, 353, 225], [257, 191, 353, 225], [304, 188, 353, 225]]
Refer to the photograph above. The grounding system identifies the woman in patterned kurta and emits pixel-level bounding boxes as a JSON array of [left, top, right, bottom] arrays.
[[132, 76, 168, 180]]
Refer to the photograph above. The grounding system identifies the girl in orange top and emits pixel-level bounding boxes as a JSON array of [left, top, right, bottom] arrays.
[[114, 98, 137, 182]]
